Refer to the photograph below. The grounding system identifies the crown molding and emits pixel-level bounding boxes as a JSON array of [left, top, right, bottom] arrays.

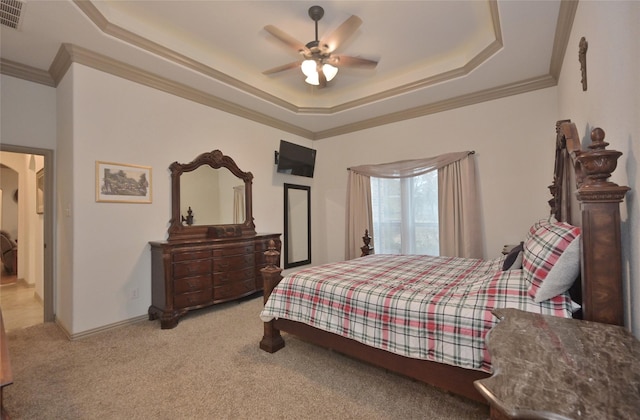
[[50, 44, 314, 139], [314, 74, 558, 139], [296, 0, 503, 115], [0, 58, 55, 87], [73, 0, 298, 113], [549, 0, 579, 80], [3, 44, 560, 141], [0, 0, 574, 141], [74, 0, 504, 116]]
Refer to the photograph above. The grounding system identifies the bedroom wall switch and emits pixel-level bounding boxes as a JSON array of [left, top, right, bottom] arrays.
[[130, 288, 139, 300]]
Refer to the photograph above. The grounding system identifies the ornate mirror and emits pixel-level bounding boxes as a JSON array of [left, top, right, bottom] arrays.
[[167, 150, 255, 241]]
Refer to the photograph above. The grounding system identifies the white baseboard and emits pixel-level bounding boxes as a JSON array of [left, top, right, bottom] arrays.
[[55, 315, 149, 341]]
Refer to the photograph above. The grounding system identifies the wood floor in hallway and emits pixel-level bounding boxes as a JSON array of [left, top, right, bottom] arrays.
[[0, 276, 43, 332]]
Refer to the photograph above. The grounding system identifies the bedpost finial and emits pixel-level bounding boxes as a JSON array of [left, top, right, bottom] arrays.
[[576, 127, 628, 193], [589, 127, 608, 150], [361, 229, 374, 257], [264, 239, 280, 267]]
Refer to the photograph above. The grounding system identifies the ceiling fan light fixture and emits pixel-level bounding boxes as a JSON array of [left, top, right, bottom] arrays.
[[265, 5, 376, 88], [301, 59, 317, 77], [302, 60, 338, 85], [305, 73, 320, 86], [323, 63, 338, 81]]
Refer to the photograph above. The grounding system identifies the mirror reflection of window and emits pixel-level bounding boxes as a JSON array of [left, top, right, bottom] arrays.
[[180, 166, 245, 226], [287, 189, 308, 262], [284, 184, 311, 268], [233, 185, 245, 224]]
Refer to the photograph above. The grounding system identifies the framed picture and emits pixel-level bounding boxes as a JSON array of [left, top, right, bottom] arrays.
[[36, 168, 44, 214], [96, 161, 152, 203]]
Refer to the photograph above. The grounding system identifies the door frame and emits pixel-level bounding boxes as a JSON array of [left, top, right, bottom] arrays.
[[0, 144, 54, 322]]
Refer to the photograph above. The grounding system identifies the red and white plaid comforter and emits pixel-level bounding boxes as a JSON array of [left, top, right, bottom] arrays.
[[260, 254, 574, 372]]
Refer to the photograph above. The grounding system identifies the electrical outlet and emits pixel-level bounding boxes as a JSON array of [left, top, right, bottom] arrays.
[[130, 288, 139, 300]]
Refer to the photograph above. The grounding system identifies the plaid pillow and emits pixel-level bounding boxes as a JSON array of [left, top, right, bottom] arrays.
[[523, 222, 580, 303], [525, 216, 558, 242]]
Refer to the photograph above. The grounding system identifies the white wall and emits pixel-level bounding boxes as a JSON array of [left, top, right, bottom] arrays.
[[61, 63, 312, 334], [0, 75, 57, 150], [56, 69, 75, 332], [313, 88, 559, 264], [556, 1, 640, 336]]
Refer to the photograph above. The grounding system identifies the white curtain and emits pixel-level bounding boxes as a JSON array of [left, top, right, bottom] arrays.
[[438, 157, 482, 258], [347, 151, 482, 259]]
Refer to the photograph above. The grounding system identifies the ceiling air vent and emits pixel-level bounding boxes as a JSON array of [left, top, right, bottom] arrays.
[[0, 0, 25, 30]]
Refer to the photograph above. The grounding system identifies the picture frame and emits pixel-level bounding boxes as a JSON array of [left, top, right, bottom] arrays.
[[96, 161, 152, 203], [36, 168, 44, 214]]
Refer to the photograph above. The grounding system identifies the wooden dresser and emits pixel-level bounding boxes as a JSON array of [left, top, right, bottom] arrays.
[[150, 149, 282, 329], [149, 234, 280, 329]]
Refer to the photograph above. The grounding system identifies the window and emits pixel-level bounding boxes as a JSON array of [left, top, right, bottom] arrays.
[[371, 171, 439, 255]]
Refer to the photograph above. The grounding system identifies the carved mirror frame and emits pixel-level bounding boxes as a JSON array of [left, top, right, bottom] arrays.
[[167, 150, 255, 241]]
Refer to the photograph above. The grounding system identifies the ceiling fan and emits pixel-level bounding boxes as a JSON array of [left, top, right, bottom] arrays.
[[263, 5, 378, 88]]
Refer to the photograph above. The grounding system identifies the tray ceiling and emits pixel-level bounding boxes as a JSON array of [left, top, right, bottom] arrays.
[[0, 0, 574, 139]]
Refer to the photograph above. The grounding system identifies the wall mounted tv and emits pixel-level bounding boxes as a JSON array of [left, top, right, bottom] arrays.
[[276, 140, 317, 178]]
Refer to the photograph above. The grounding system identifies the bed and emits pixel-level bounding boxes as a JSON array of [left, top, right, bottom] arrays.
[[258, 120, 630, 403]]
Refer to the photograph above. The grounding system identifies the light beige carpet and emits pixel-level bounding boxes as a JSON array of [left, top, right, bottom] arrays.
[[4, 295, 489, 419]]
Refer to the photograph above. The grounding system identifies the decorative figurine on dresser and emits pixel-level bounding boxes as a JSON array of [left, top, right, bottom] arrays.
[[149, 150, 281, 329]]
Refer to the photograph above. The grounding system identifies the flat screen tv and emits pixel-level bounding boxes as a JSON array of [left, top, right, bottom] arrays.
[[276, 140, 316, 178]]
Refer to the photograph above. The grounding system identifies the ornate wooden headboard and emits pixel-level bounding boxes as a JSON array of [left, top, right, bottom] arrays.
[[550, 120, 630, 326]]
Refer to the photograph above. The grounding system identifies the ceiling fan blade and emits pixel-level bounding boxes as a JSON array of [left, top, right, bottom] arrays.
[[321, 15, 362, 53], [264, 25, 309, 55], [329, 55, 378, 68], [262, 61, 301, 75]]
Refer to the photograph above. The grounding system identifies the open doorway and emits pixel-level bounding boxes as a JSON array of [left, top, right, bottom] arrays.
[[0, 146, 54, 331]]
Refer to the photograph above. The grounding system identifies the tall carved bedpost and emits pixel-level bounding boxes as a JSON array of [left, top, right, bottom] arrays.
[[575, 127, 630, 326], [259, 240, 285, 352], [360, 229, 374, 256]]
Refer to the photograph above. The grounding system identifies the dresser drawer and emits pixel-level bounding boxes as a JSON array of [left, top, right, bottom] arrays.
[[173, 259, 212, 278], [214, 279, 255, 300], [213, 243, 254, 258], [213, 254, 255, 273], [150, 234, 281, 329], [174, 288, 213, 309], [254, 250, 266, 264], [173, 249, 211, 262], [213, 267, 254, 286], [174, 275, 210, 294]]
